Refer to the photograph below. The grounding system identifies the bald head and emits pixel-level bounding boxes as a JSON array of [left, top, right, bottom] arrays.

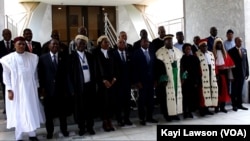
[[235, 37, 242, 48]]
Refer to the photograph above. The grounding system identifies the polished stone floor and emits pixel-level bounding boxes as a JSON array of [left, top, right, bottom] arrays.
[[0, 104, 249, 141]]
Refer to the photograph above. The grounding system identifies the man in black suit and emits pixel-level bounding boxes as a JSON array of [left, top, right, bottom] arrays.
[[113, 31, 133, 53], [42, 30, 68, 54], [38, 39, 72, 139], [151, 26, 166, 54], [0, 29, 15, 114], [113, 39, 133, 127], [191, 36, 200, 54], [228, 37, 249, 111], [23, 28, 42, 56], [70, 35, 96, 136], [133, 29, 152, 52], [206, 27, 218, 51], [132, 38, 158, 125]]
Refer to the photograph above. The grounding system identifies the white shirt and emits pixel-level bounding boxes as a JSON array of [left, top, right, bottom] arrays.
[[101, 48, 108, 58], [204, 52, 212, 65], [77, 51, 90, 83], [173, 42, 184, 51]]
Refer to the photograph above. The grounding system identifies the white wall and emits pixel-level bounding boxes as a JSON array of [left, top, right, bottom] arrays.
[[0, 0, 5, 37], [184, 0, 245, 43], [29, 2, 52, 45]]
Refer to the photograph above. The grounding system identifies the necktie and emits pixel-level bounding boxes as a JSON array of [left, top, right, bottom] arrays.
[[28, 42, 32, 52], [53, 54, 57, 70], [6, 41, 10, 51], [144, 50, 150, 64], [238, 48, 242, 58], [121, 51, 126, 62]]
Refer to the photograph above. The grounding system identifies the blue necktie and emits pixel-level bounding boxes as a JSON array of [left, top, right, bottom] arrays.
[[53, 54, 57, 70], [121, 51, 126, 62], [144, 50, 150, 64]]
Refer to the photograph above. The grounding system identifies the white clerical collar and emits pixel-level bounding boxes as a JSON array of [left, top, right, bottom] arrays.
[[77, 50, 85, 56], [118, 49, 125, 54]]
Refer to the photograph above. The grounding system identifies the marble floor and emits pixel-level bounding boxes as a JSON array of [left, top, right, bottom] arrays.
[[0, 104, 249, 141]]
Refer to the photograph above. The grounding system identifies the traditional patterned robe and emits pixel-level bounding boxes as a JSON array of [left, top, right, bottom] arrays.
[[156, 46, 183, 116], [196, 50, 218, 107]]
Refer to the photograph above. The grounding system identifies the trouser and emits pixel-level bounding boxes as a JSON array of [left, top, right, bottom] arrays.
[[15, 128, 36, 140], [1, 82, 5, 111], [231, 78, 244, 108]]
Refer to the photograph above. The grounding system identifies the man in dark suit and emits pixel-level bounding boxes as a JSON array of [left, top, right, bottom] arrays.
[[38, 39, 72, 139], [0, 29, 15, 114], [206, 26, 218, 51], [132, 38, 158, 125], [113, 31, 133, 53], [191, 36, 200, 54], [42, 30, 68, 54], [70, 35, 96, 136], [23, 28, 42, 56], [133, 29, 152, 52], [151, 26, 166, 54], [228, 37, 249, 111], [113, 39, 133, 127]]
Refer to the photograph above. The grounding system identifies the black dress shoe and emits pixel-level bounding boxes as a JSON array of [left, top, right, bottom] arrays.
[[29, 137, 39, 141], [171, 116, 180, 120], [238, 106, 248, 110], [214, 107, 219, 113], [117, 121, 125, 127], [17, 140, 23, 141], [140, 120, 146, 125], [165, 116, 172, 122], [87, 128, 95, 135], [124, 119, 133, 125], [233, 107, 238, 111], [146, 118, 158, 123], [46, 134, 53, 139], [62, 131, 69, 137], [2, 110, 6, 114], [220, 108, 228, 113], [78, 130, 85, 136]]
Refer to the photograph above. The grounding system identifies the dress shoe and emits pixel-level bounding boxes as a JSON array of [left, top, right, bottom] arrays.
[[78, 130, 85, 136], [17, 140, 23, 141], [171, 116, 180, 120], [102, 121, 110, 132], [124, 119, 133, 125], [233, 107, 238, 111], [220, 108, 228, 113], [139, 120, 146, 125], [238, 106, 248, 110], [146, 118, 158, 123], [117, 121, 125, 127], [87, 128, 95, 135], [2, 110, 6, 114], [108, 120, 115, 131], [62, 131, 69, 137], [29, 137, 39, 141], [46, 134, 53, 139], [214, 107, 219, 113], [165, 116, 172, 122]]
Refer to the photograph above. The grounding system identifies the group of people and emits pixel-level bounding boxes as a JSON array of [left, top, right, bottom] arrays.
[[0, 26, 248, 141]]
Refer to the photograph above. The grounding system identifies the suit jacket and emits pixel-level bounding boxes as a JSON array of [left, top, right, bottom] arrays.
[[113, 49, 132, 89], [132, 48, 155, 87], [228, 47, 249, 79], [0, 40, 15, 82], [25, 41, 42, 56], [206, 36, 217, 51], [152, 37, 165, 53], [191, 44, 199, 54], [38, 52, 71, 97]]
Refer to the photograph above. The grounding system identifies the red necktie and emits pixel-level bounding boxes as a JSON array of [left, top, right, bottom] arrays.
[[28, 42, 33, 52]]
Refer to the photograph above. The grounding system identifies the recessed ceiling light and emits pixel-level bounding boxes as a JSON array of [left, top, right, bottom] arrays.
[[58, 7, 62, 10]]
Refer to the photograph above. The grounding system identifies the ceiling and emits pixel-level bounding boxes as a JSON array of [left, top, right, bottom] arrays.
[[18, 0, 158, 6]]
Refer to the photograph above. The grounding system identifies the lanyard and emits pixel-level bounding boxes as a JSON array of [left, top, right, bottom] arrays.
[[78, 53, 85, 64]]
